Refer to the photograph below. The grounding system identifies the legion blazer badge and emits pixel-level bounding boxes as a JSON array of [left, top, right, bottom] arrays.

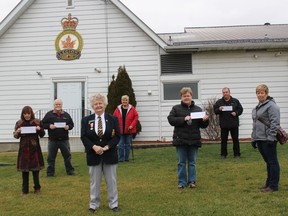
[[55, 13, 83, 60]]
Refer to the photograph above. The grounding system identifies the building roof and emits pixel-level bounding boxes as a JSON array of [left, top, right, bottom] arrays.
[[159, 24, 288, 52], [0, 0, 167, 49], [1, 1, 288, 53]]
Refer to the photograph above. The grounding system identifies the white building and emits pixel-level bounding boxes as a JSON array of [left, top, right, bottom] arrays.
[[1, 0, 288, 151]]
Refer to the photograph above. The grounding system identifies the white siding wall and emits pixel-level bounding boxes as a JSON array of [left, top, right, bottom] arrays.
[[161, 51, 288, 141], [1, 0, 288, 148], [0, 0, 161, 145]]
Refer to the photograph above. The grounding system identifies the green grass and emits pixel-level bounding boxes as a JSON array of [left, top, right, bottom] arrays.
[[1, 143, 288, 216]]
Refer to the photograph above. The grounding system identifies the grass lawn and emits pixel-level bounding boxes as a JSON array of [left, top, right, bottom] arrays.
[[1, 143, 288, 216]]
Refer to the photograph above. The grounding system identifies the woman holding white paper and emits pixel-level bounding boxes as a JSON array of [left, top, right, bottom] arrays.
[[167, 87, 209, 190], [13, 106, 45, 195]]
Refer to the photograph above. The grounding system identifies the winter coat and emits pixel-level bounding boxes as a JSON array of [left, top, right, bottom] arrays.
[[251, 97, 280, 142], [41, 110, 74, 140], [13, 119, 45, 172], [213, 96, 243, 129], [167, 101, 209, 147], [113, 104, 139, 134]]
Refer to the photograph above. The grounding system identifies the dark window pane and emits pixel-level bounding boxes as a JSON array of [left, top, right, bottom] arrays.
[[67, 0, 73, 6], [164, 83, 198, 100]]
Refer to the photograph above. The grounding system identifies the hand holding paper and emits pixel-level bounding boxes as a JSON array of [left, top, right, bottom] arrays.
[[21, 126, 37, 134], [221, 106, 233, 111], [190, 112, 206, 119], [54, 122, 66, 128]]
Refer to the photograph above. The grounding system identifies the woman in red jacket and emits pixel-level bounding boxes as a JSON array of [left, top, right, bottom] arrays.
[[113, 95, 139, 162]]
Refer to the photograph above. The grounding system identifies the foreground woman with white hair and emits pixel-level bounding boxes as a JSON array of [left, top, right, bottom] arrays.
[[81, 93, 121, 212]]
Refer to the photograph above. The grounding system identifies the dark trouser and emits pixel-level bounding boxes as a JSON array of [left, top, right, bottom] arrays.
[[47, 140, 75, 176], [22, 171, 40, 193], [257, 141, 280, 190], [220, 127, 240, 157]]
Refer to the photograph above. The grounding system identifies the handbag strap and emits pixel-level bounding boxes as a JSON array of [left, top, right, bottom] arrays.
[[257, 117, 270, 127]]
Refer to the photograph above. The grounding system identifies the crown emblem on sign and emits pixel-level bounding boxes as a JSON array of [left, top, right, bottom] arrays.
[[55, 13, 83, 61], [61, 13, 78, 30]]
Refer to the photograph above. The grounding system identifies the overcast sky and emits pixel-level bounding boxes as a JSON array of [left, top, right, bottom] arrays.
[[0, 0, 287, 33]]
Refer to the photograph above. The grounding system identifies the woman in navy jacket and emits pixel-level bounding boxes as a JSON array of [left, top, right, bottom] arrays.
[[81, 93, 120, 212]]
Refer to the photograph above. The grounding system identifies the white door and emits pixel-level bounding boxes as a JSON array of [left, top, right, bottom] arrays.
[[57, 82, 82, 135], [57, 82, 81, 109]]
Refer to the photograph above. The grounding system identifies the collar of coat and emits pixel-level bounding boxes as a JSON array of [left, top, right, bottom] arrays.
[[181, 100, 195, 108]]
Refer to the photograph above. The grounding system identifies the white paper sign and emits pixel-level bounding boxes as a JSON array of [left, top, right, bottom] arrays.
[[21, 126, 36, 134], [222, 106, 233, 111], [190, 112, 206, 119], [54, 122, 66, 128]]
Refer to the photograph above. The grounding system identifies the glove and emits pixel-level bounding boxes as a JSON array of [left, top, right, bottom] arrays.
[[267, 141, 275, 145], [251, 141, 257, 149]]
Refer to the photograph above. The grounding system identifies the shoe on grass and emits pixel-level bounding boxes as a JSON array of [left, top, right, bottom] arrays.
[[188, 182, 196, 188]]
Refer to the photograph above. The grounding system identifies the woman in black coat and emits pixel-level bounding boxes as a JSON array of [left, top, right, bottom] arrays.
[[168, 87, 209, 189]]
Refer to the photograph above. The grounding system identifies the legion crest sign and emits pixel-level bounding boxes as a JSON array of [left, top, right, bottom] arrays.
[[55, 13, 83, 60]]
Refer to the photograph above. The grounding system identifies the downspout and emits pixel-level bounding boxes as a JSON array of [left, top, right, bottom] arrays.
[[104, 0, 110, 85], [157, 46, 163, 141]]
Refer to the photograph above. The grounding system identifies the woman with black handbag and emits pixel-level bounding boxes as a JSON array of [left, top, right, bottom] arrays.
[[251, 84, 280, 192]]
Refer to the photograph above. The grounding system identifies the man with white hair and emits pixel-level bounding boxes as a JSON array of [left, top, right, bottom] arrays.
[[42, 98, 75, 176]]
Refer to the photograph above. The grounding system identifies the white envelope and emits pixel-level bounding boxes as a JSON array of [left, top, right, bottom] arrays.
[[21, 126, 36, 134], [54, 122, 66, 128], [190, 112, 206, 119], [222, 106, 233, 111]]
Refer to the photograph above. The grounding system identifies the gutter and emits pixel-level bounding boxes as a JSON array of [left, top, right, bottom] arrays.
[[164, 42, 288, 52], [0, 0, 35, 37]]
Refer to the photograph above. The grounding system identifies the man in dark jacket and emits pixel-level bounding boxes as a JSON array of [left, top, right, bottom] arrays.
[[42, 99, 75, 176], [214, 87, 243, 159], [168, 87, 209, 190]]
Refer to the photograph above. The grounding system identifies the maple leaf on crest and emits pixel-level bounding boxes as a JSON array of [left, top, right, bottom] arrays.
[[61, 35, 76, 49]]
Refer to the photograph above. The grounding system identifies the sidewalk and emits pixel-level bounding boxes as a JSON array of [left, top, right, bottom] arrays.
[[132, 141, 172, 149], [132, 138, 251, 149]]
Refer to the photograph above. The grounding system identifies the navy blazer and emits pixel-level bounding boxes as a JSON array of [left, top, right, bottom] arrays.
[[81, 113, 120, 166]]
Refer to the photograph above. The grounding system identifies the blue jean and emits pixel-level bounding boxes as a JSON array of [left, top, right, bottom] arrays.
[[118, 134, 132, 161], [176, 145, 198, 187], [257, 141, 280, 189], [47, 140, 75, 175]]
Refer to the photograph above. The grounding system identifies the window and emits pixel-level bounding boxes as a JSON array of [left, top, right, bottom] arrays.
[[163, 82, 198, 100], [67, 0, 74, 8], [161, 54, 192, 74]]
